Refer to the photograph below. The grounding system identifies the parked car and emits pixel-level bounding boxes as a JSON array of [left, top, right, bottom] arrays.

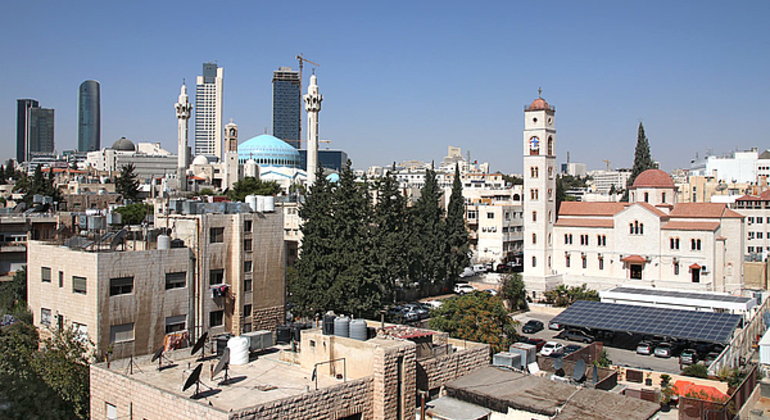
[[703, 352, 720, 366], [540, 341, 564, 356], [654, 342, 674, 358], [483, 289, 499, 296], [548, 320, 564, 331], [558, 329, 594, 343], [636, 341, 653, 355], [424, 300, 443, 309], [525, 338, 546, 352], [680, 349, 699, 365], [454, 283, 475, 294], [562, 344, 582, 356], [459, 267, 476, 278], [522, 320, 544, 334], [472, 264, 487, 274], [403, 303, 429, 320], [388, 306, 418, 322]]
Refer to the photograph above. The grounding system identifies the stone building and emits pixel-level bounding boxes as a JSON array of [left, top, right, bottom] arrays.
[[90, 323, 489, 420]]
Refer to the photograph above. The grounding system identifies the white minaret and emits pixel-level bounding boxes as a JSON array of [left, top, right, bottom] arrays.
[[522, 90, 558, 294], [175, 82, 193, 191], [303, 73, 323, 186]]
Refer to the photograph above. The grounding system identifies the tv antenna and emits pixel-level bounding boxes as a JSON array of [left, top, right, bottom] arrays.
[[191, 331, 209, 361], [182, 363, 212, 399], [572, 358, 586, 383], [213, 348, 231, 385], [123, 354, 143, 375], [151, 346, 173, 371]]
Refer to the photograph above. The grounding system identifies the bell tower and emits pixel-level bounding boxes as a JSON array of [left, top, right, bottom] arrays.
[[225, 119, 238, 152], [522, 90, 558, 292]]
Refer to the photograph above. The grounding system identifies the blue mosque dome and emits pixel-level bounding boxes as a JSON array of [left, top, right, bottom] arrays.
[[326, 173, 340, 183], [237, 134, 300, 168]]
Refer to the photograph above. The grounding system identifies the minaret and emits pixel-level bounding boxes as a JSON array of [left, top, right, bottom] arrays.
[[303, 73, 323, 186], [522, 90, 557, 293], [175, 82, 193, 191]]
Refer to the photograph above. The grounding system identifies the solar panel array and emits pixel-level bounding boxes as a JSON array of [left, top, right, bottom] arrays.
[[550, 300, 741, 343], [610, 286, 752, 304]]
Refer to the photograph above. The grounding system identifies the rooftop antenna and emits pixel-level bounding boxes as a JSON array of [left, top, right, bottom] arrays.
[[182, 363, 211, 399], [123, 354, 143, 375], [191, 331, 209, 361], [573, 358, 586, 383], [151, 345, 173, 371], [213, 348, 231, 385]]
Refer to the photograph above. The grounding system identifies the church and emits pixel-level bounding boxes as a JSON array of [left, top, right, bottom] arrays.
[[521, 95, 745, 295]]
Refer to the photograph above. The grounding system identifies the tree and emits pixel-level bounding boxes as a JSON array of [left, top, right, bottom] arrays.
[[196, 187, 216, 197], [4, 161, 15, 181], [116, 163, 140, 202], [428, 292, 518, 353], [409, 164, 446, 287], [371, 164, 409, 304], [0, 164, 6, 184], [623, 122, 656, 201], [445, 164, 470, 282], [227, 177, 281, 202], [113, 203, 152, 226], [0, 267, 28, 317], [543, 284, 599, 307], [682, 364, 709, 379], [502, 173, 523, 186], [501, 273, 528, 312]]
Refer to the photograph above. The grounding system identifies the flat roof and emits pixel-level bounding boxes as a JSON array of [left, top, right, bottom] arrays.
[[601, 286, 755, 312], [424, 396, 491, 420], [550, 300, 742, 344]]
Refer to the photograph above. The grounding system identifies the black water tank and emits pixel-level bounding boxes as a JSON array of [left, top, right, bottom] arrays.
[[323, 314, 336, 335], [292, 325, 302, 342], [276, 326, 292, 344], [216, 333, 233, 356]]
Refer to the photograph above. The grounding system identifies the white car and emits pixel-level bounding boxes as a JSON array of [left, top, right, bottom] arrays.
[[539, 341, 564, 357], [454, 284, 475, 294]]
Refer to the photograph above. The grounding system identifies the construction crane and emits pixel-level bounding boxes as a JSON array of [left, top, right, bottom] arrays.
[[602, 159, 611, 171], [296, 54, 320, 144]]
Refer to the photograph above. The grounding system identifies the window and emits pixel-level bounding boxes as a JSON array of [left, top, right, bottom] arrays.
[[674, 263, 680, 275], [532, 233, 537, 244], [630, 221, 643, 235], [467, 210, 477, 220], [41, 267, 51, 283], [644, 192, 649, 203], [749, 246, 755, 253], [41, 308, 52, 326], [548, 189, 553, 201], [210, 227, 224, 243], [110, 323, 134, 343], [244, 220, 252, 232], [582, 257, 587, 269], [165, 272, 186, 290], [662, 192, 666, 203], [749, 232, 756, 240], [244, 261, 252, 272], [109, 277, 133, 296], [670, 237, 680, 250], [210, 269, 224, 285], [72, 276, 87, 295], [580, 235, 589, 246], [165, 315, 186, 334], [244, 278, 252, 292], [749, 217, 755, 224], [210, 310, 224, 327], [564, 234, 573, 245], [530, 189, 539, 200], [691, 239, 702, 251], [505, 212, 511, 221], [532, 211, 537, 222], [531, 166, 539, 178], [566, 254, 571, 267], [758, 218, 764, 224], [243, 304, 252, 318], [759, 232, 764, 239], [59, 271, 63, 288], [106, 403, 117, 420], [599, 257, 604, 270], [597, 235, 606, 246], [244, 239, 252, 251], [487, 212, 495, 219]]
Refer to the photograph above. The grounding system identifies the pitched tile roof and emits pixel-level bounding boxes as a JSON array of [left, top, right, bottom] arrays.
[[554, 218, 614, 228], [661, 221, 721, 231], [622, 255, 647, 264], [669, 203, 744, 219], [558, 202, 627, 217], [634, 202, 670, 218]]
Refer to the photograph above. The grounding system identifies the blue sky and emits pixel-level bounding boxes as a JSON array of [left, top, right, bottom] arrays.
[[2, 1, 769, 173]]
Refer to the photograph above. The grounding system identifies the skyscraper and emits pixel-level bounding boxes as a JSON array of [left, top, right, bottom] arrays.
[[29, 108, 55, 157], [78, 80, 101, 152], [17, 99, 39, 162], [272, 67, 301, 148], [195, 62, 224, 160]]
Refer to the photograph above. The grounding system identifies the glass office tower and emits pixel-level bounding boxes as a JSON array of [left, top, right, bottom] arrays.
[[272, 67, 301, 149], [17, 99, 39, 162], [29, 108, 55, 156], [78, 80, 101, 152]]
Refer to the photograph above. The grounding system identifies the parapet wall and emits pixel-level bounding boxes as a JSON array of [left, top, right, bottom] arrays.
[[416, 339, 489, 393]]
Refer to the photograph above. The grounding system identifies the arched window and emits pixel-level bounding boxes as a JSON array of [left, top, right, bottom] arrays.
[[566, 254, 571, 267], [640, 223, 644, 234], [630, 223, 634, 234], [532, 211, 537, 222], [548, 256, 552, 268], [548, 233, 552, 245], [532, 233, 537, 244], [644, 192, 649, 203], [532, 256, 537, 267], [662, 192, 667, 203], [548, 136, 554, 156], [582, 256, 587, 269]]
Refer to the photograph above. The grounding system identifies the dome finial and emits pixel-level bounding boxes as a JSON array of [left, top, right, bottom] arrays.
[[538, 87, 542, 98]]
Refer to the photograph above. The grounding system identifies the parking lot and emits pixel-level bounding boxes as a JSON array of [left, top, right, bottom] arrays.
[[515, 309, 683, 374]]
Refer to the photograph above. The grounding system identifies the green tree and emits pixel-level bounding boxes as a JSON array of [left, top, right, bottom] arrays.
[[196, 187, 216, 197], [445, 165, 470, 282], [228, 177, 281, 202], [502, 173, 523, 186], [682, 364, 709, 379], [0, 164, 6, 184], [428, 292, 518, 353], [116, 163, 140, 202], [543, 284, 599, 307], [114, 203, 152, 226], [0, 267, 28, 316], [409, 164, 446, 287], [4, 161, 16, 181], [371, 164, 409, 304], [623, 122, 656, 201], [501, 273, 528, 312]]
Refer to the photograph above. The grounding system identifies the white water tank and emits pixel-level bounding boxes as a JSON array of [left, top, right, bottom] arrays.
[[245, 195, 258, 212], [263, 195, 275, 213], [256, 196, 265, 212], [227, 336, 250, 365], [334, 316, 350, 338], [157, 234, 170, 250], [350, 319, 367, 341]]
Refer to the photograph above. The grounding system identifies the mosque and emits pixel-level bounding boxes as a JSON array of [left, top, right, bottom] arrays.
[[522, 95, 745, 295]]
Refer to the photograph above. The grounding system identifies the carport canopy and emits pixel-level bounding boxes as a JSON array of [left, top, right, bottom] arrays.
[[549, 300, 741, 344]]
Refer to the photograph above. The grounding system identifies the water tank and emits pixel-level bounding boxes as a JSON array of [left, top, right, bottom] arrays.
[[157, 234, 170, 250], [334, 316, 350, 338], [276, 326, 292, 344], [263, 196, 275, 213], [256, 196, 265, 212], [216, 333, 233, 356], [227, 336, 249, 365], [323, 313, 336, 335], [350, 319, 367, 341], [245, 195, 258, 212]]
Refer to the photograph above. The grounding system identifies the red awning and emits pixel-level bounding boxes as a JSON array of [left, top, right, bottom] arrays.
[[621, 255, 647, 264], [689, 263, 701, 270]]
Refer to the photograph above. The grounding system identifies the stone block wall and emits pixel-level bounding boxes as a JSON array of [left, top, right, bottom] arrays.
[[372, 341, 417, 420], [251, 305, 284, 331], [416, 342, 489, 393], [90, 364, 227, 420], [231, 377, 373, 420]]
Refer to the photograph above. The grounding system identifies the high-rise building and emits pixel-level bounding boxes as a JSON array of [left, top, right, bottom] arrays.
[[29, 107, 55, 157], [78, 80, 101, 152], [194, 62, 224, 160], [16, 99, 39, 162], [272, 67, 301, 148]]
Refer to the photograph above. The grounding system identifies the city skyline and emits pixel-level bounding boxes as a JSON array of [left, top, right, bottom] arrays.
[[1, 1, 769, 173]]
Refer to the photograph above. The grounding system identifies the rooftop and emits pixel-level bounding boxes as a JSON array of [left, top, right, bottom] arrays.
[[631, 169, 675, 188]]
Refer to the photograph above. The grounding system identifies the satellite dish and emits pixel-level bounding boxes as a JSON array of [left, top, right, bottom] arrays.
[[191, 332, 208, 356], [573, 359, 586, 382], [183, 363, 203, 392], [213, 348, 230, 378], [554, 356, 564, 371], [151, 346, 164, 363], [592, 364, 599, 386]]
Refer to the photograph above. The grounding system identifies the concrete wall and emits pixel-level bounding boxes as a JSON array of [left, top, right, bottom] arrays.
[[416, 339, 489, 393]]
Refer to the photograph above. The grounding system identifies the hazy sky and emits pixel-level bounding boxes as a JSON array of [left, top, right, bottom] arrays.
[[2, 1, 768, 174]]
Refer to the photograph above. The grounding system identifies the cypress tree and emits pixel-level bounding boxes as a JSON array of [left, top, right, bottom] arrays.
[[409, 164, 446, 287], [445, 164, 469, 281], [372, 164, 409, 304], [623, 122, 655, 201], [116, 163, 140, 202]]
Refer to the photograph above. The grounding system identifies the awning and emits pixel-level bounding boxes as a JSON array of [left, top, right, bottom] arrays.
[[621, 255, 647, 264], [689, 263, 701, 270]]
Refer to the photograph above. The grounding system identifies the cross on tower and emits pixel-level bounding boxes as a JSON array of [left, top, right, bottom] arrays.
[[538, 87, 542, 98]]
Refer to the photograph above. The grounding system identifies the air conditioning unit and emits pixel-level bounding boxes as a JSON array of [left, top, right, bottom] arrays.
[[493, 352, 522, 369]]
